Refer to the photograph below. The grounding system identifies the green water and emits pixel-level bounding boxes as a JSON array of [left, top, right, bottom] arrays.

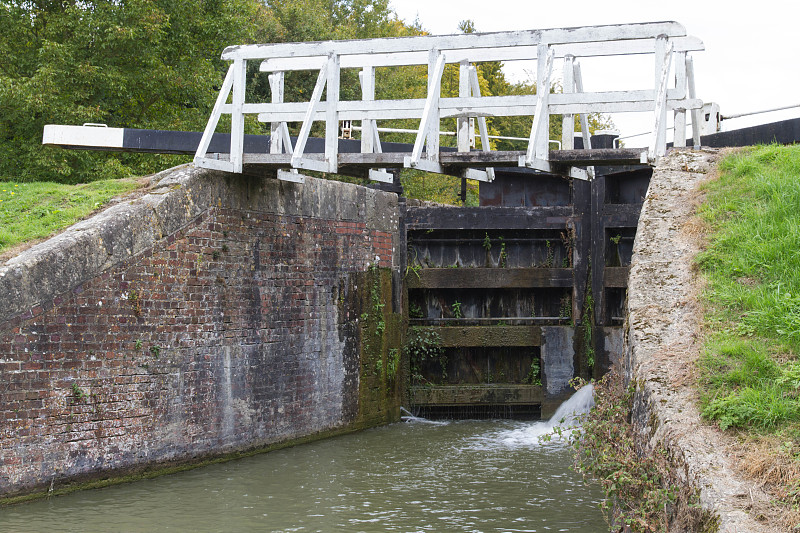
[[1, 420, 604, 532]]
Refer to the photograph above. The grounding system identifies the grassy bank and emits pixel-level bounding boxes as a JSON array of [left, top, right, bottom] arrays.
[[0, 178, 143, 258], [696, 144, 800, 524]]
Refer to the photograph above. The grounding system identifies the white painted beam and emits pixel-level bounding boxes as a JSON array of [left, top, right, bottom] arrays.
[[194, 63, 235, 166], [227, 21, 690, 60], [43, 125, 124, 149], [256, 36, 704, 72]]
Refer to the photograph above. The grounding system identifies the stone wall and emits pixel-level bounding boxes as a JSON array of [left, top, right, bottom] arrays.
[[0, 165, 403, 501]]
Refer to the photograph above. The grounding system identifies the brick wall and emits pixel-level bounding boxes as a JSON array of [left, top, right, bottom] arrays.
[[0, 166, 402, 500]]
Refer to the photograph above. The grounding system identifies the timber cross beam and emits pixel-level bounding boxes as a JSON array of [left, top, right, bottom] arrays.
[[193, 21, 704, 183]]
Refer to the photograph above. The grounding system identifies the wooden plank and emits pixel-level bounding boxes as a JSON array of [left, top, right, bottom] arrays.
[[291, 62, 328, 169], [368, 169, 393, 183], [325, 53, 340, 173], [673, 51, 687, 148], [268, 72, 285, 154], [649, 37, 674, 161], [256, 36, 703, 71], [43, 125, 124, 149], [406, 268, 574, 289], [562, 55, 575, 150], [223, 22, 689, 60], [250, 91, 701, 124], [230, 59, 247, 173], [461, 168, 491, 182], [687, 56, 702, 148], [410, 384, 543, 406], [524, 45, 553, 169], [468, 65, 495, 181], [408, 51, 445, 168], [415, 325, 543, 348], [277, 169, 305, 183], [603, 266, 630, 288], [574, 61, 592, 152], [457, 61, 471, 153], [359, 67, 376, 154], [194, 156, 234, 172], [424, 49, 443, 163], [194, 64, 235, 164], [239, 149, 647, 168], [404, 206, 575, 230]]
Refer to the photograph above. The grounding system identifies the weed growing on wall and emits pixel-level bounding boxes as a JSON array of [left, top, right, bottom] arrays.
[[70, 383, 89, 404], [573, 373, 718, 532]]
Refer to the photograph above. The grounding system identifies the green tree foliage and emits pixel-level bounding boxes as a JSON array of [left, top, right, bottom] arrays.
[[0, 0, 280, 183]]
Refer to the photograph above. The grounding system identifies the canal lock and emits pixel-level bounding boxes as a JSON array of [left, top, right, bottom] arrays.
[[400, 133, 651, 420]]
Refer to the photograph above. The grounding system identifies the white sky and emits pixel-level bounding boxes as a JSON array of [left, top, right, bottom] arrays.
[[390, 0, 800, 143]]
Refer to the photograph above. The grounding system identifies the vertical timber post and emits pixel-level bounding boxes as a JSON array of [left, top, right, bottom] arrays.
[[687, 56, 702, 149], [457, 61, 471, 153], [458, 60, 471, 204], [425, 48, 441, 165], [325, 53, 340, 173], [562, 55, 575, 150], [230, 58, 247, 173], [673, 51, 687, 148], [269, 72, 285, 154]]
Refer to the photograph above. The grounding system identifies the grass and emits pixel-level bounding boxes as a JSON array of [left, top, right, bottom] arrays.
[[0, 178, 143, 257], [695, 144, 800, 525]]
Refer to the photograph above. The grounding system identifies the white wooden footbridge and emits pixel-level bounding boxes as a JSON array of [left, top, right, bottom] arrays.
[[44, 21, 705, 182]]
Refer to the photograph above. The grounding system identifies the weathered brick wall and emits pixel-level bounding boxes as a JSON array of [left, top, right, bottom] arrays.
[[0, 166, 402, 500]]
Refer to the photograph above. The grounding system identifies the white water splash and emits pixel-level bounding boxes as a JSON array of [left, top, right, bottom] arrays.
[[479, 384, 595, 448], [400, 407, 449, 425]]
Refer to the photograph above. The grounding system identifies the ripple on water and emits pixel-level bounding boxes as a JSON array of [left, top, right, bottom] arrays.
[[1, 411, 602, 532]]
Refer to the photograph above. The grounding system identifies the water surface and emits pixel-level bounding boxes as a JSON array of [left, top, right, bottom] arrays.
[[2, 407, 603, 532]]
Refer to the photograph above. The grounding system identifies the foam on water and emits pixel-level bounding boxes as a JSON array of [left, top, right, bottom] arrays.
[[473, 384, 595, 449]]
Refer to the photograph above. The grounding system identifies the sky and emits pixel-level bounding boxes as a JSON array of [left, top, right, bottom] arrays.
[[389, 0, 800, 144]]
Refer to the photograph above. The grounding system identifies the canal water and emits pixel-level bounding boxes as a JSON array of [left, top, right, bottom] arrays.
[[1, 389, 604, 532]]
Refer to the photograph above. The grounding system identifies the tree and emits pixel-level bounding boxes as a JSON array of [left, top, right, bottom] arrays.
[[0, 0, 279, 183]]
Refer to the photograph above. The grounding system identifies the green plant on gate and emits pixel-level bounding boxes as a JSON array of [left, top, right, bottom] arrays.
[[498, 237, 508, 268], [404, 245, 422, 279], [543, 239, 554, 268], [405, 326, 446, 384], [482, 232, 492, 251], [526, 357, 542, 386], [559, 293, 572, 320], [451, 300, 462, 320]]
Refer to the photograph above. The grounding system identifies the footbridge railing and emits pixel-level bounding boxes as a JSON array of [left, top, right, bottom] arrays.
[[194, 21, 704, 182]]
